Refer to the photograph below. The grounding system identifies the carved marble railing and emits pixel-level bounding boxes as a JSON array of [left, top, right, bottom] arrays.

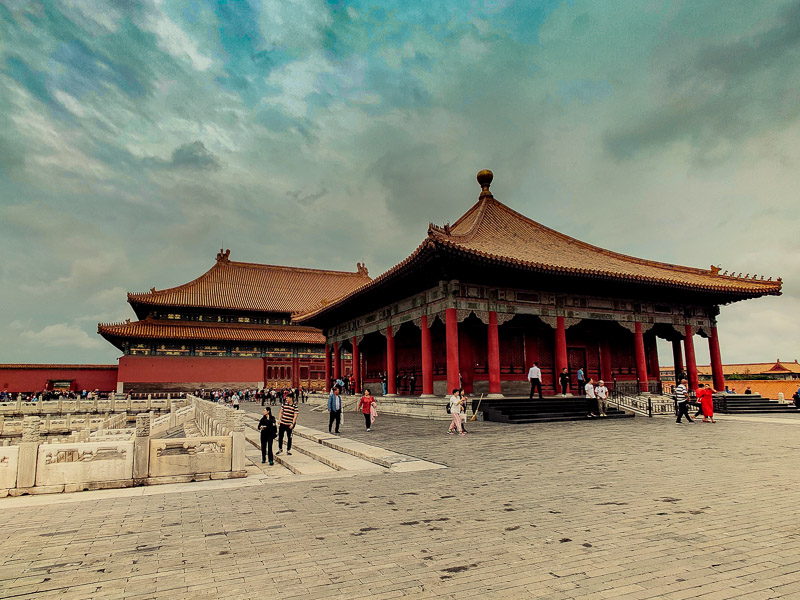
[[607, 392, 676, 417], [0, 395, 189, 416]]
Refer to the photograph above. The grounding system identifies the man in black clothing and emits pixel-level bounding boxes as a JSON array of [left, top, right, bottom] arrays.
[[409, 373, 416, 395], [559, 368, 570, 396], [258, 408, 277, 465]]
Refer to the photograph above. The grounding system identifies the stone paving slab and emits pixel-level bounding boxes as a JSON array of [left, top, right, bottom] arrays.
[[1, 406, 800, 599]]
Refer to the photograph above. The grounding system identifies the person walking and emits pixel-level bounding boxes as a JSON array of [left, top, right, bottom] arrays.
[[696, 383, 716, 423], [232, 393, 240, 410], [409, 372, 416, 395], [528, 362, 543, 400], [577, 367, 586, 395], [448, 389, 465, 436], [258, 407, 277, 464], [596, 380, 609, 417], [559, 368, 570, 396], [458, 388, 469, 433], [675, 378, 694, 423], [276, 396, 297, 455], [358, 389, 376, 431], [381, 372, 387, 396], [328, 385, 343, 434], [584, 378, 598, 418]]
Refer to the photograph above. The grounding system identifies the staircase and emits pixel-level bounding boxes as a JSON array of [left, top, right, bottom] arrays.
[[720, 394, 800, 414], [480, 396, 633, 424], [239, 414, 444, 478]]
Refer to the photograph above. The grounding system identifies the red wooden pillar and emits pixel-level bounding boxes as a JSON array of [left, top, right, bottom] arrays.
[[599, 339, 612, 383], [672, 339, 684, 382], [708, 326, 724, 391], [351, 337, 361, 394], [386, 326, 397, 395], [445, 308, 460, 393], [324, 344, 331, 390], [420, 315, 434, 396], [333, 341, 341, 380], [554, 316, 568, 393], [487, 311, 502, 396], [291, 355, 300, 388], [634, 322, 649, 392], [684, 325, 698, 391]]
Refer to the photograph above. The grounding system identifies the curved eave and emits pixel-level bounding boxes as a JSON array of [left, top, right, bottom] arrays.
[[436, 240, 783, 299]]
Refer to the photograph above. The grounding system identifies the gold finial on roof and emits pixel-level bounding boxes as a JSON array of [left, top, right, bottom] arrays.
[[477, 169, 493, 199]]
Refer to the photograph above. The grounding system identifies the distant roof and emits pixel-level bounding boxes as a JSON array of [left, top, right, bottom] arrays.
[[98, 318, 325, 345], [694, 360, 800, 376], [298, 170, 782, 323], [127, 250, 372, 315]]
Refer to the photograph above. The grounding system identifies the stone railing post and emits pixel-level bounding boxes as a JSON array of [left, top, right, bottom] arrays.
[[230, 411, 245, 473], [133, 413, 151, 483], [169, 401, 177, 428], [214, 405, 227, 436], [17, 416, 42, 489]]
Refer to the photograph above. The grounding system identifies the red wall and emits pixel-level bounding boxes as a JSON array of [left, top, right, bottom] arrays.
[[0, 366, 118, 393], [119, 355, 264, 387]]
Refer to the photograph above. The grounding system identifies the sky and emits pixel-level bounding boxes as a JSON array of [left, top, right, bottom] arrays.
[[1, 0, 799, 367]]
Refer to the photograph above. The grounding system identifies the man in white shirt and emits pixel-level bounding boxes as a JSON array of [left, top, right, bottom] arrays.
[[527, 362, 543, 400], [584, 378, 597, 418], [595, 380, 609, 417], [674, 378, 693, 423]]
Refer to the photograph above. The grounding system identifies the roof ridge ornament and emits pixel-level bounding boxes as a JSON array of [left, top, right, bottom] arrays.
[[477, 169, 494, 200], [357, 262, 369, 277], [216, 248, 231, 263]]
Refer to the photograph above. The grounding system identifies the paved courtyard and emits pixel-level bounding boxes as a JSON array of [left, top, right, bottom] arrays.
[[1, 404, 799, 600]]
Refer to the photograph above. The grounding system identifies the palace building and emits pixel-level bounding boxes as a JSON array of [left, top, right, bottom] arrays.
[[97, 250, 371, 392], [297, 170, 782, 399]]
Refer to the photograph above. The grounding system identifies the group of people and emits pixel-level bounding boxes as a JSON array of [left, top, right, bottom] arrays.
[[257, 395, 299, 465], [447, 388, 470, 436], [327, 385, 378, 433], [527, 362, 609, 417], [674, 379, 717, 423], [2, 389, 105, 402], [204, 387, 309, 408]]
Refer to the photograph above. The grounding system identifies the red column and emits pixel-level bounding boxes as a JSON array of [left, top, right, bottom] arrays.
[[324, 344, 331, 390], [420, 315, 434, 396], [554, 316, 567, 393], [386, 326, 397, 395], [351, 337, 361, 394], [634, 321, 649, 392], [445, 308, 460, 393], [333, 341, 341, 380], [291, 355, 300, 388], [684, 325, 698, 391], [708, 326, 724, 391], [672, 339, 684, 383], [487, 311, 501, 396], [599, 339, 612, 383]]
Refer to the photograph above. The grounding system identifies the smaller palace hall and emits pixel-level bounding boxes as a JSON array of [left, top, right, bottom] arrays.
[[98, 254, 370, 392], [298, 170, 782, 398]]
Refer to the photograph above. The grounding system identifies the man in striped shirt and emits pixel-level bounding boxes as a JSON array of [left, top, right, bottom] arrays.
[[674, 378, 694, 423], [276, 396, 298, 455]]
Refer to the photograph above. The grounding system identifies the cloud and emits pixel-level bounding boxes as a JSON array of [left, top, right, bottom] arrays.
[[21, 324, 104, 349], [169, 141, 222, 170]]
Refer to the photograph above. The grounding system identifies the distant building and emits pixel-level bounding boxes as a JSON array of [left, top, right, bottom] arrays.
[[97, 250, 371, 392], [661, 359, 800, 382]]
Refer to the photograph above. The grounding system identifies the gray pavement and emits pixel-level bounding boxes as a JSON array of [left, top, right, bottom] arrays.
[[1, 400, 799, 599]]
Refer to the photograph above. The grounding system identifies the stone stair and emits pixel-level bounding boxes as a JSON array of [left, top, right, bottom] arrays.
[[719, 394, 800, 414], [240, 414, 443, 478], [481, 396, 634, 424]]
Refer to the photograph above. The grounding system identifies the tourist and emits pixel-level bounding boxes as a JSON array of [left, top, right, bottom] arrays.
[[744, 386, 752, 395], [459, 388, 469, 433], [232, 393, 240, 410], [559, 368, 570, 396], [258, 408, 277, 464], [328, 385, 342, 434], [696, 383, 716, 423], [584, 378, 598, 418], [528, 362, 543, 400], [409, 372, 416, 395], [577, 367, 586, 395], [358, 389, 376, 431], [596, 380, 609, 417], [675, 378, 694, 423], [381, 372, 388, 395], [448, 389, 465, 435], [276, 396, 297, 456]]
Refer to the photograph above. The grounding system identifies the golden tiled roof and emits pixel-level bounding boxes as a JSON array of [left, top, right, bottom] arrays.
[[298, 170, 781, 322], [98, 318, 325, 345], [128, 250, 372, 314]]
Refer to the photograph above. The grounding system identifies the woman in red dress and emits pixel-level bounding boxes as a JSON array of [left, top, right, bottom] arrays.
[[696, 383, 716, 423], [358, 389, 376, 431]]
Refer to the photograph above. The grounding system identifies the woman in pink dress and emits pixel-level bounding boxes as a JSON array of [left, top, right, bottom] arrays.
[[696, 383, 716, 423]]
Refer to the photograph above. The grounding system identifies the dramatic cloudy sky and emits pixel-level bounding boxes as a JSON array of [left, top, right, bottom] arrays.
[[1, 0, 799, 366]]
